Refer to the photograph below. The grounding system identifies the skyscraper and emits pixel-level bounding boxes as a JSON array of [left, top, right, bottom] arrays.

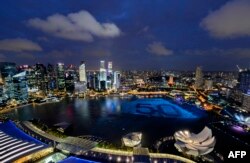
[[113, 71, 121, 91], [108, 62, 113, 76], [238, 69, 250, 94], [47, 63, 56, 91], [56, 63, 65, 90], [13, 71, 28, 102], [107, 61, 113, 89], [79, 61, 87, 83], [34, 63, 47, 92], [99, 60, 107, 90], [195, 66, 204, 89], [0, 62, 16, 99]]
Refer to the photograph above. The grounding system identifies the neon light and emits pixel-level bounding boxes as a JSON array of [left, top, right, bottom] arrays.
[[1, 145, 44, 162]]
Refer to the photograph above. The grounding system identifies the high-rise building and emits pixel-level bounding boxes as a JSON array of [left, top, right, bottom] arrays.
[[238, 69, 250, 94], [79, 61, 87, 83], [99, 60, 107, 90], [34, 63, 47, 92], [242, 94, 250, 111], [13, 71, 28, 102], [0, 62, 17, 78], [65, 73, 75, 92], [195, 66, 204, 89], [47, 63, 57, 91], [87, 71, 99, 90], [113, 71, 121, 90], [107, 61, 113, 89], [108, 62, 112, 76], [0, 63, 17, 99], [56, 63, 65, 90]]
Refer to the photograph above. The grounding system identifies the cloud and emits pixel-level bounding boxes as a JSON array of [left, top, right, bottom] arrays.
[[0, 38, 42, 52], [28, 10, 122, 42], [201, 0, 250, 38], [183, 48, 250, 58], [146, 42, 173, 56]]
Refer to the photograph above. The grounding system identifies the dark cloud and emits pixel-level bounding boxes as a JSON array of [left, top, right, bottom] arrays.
[[146, 42, 173, 56], [0, 38, 42, 52], [201, 0, 250, 38]]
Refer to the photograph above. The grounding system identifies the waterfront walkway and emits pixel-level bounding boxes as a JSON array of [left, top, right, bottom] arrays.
[[19, 121, 97, 155], [18, 121, 196, 163]]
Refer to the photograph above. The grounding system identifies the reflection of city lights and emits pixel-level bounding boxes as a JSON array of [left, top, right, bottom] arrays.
[[109, 156, 112, 160], [117, 157, 121, 162], [126, 157, 130, 162]]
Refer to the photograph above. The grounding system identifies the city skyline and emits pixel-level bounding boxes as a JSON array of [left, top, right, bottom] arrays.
[[0, 0, 250, 70]]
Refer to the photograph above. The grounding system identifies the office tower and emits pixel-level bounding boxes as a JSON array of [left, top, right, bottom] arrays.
[[22, 66, 36, 91], [34, 63, 47, 92], [13, 71, 28, 102], [99, 60, 107, 90], [195, 66, 204, 89], [108, 62, 113, 76], [242, 94, 250, 111], [113, 71, 121, 90], [79, 61, 87, 83], [0, 62, 16, 99], [238, 69, 250, 94], [107, 61, 113, 89], [56, 63, 65, 90], [0, 62, 17, 78], [47, 64, 57, 91], [87, 71, 98, 90], [65, 73, 75, 92]]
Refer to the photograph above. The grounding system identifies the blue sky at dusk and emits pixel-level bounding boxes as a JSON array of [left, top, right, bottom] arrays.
[[0, 0, 250, 70]]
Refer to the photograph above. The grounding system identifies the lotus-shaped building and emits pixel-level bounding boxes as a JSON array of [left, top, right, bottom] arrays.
[[122, 132, 142, 147], [234, 114, 250, 127], [174, 126, 216, 156]]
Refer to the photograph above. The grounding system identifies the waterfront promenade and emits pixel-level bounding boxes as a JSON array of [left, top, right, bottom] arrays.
[[16, 121, 196, 162]]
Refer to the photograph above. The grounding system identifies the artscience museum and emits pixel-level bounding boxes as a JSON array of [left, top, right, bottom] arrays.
[[174, 126, 216, 156]]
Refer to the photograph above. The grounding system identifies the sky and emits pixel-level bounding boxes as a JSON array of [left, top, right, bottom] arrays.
[[0, 0, 250, 71]]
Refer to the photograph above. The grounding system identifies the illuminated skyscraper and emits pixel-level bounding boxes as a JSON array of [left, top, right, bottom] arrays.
[[79, 61, 87, 83], [99, 60, 107, 90], [113, 71, 121, 90], [108, 62, 112, 75], [242, 94, 250, 111], [0, 62, 16, 99], [238, 69, 250, 94], [195, 66, 204, 89], [56, 63, 65, 90], [13, 71, 28, 102], [107, 61, 113, 89], [47, 63, 56, 91], [34, 63, 47, 92]]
